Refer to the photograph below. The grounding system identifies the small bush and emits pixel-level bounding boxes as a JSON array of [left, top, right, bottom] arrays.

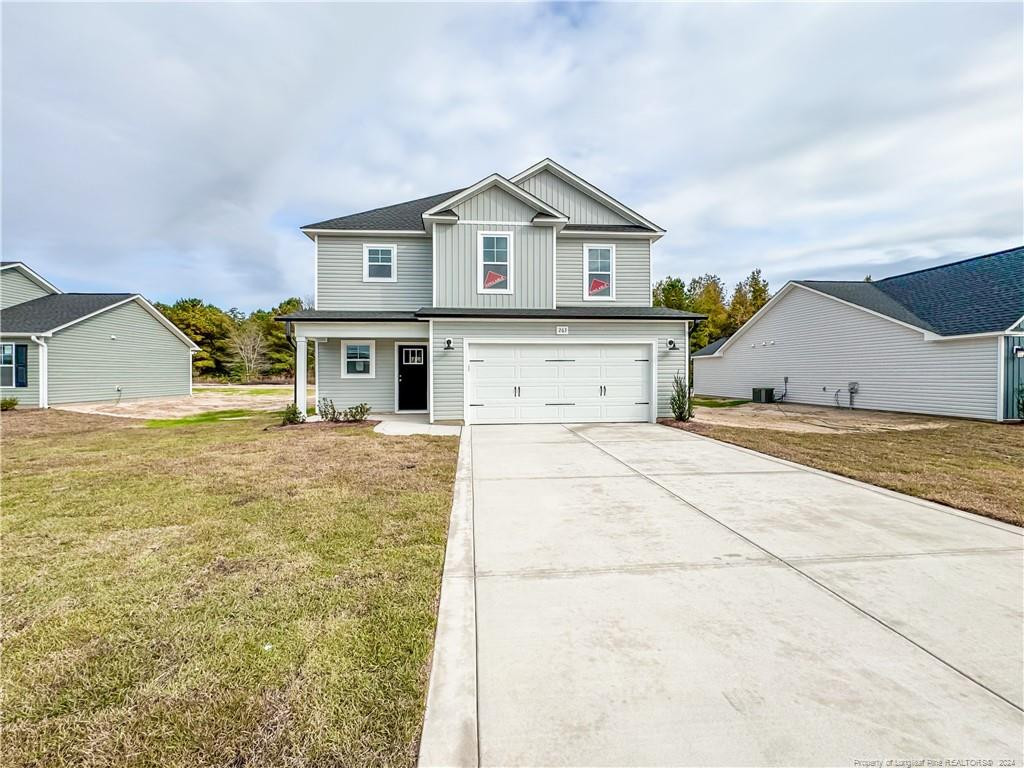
[[669, 373, 693, 422], [317, 398, 340, 423], [341, 403, 371, 422], [281, 403, 305, 425], [1, 397, 18, 411], [1017, 383, 1024, 420]]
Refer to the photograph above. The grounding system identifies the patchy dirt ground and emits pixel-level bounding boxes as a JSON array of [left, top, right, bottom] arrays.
[[690, 401, 955, 434], [54, 384, 315, 420]]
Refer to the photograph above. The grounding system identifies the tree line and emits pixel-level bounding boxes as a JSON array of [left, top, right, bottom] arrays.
[[653, 268, 771, 350], [155, 297, 310, 382]]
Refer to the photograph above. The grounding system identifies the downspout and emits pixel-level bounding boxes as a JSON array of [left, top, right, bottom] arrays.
[[30, 335, 48, 409]]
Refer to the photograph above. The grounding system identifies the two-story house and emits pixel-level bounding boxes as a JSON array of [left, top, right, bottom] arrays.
[[279, 159, 704, 425]]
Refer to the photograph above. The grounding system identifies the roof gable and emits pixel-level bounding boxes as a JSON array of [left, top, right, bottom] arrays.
[[510, 158, 662, 232], [0, 262, 61, 295], [450, 184, 544, 222], [516, 168, 631, 226], [422, 174, 567, 226]]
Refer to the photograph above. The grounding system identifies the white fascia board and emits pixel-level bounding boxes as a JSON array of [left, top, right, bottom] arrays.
[[0, 331, 52, 338], [301, 228, 429, 239], [423, 316, 691, 323], [561, 230, 663, 241], [46, 295, 199, 350], [509, 158, 665, 233], [1004, 312, 1024, 333], [290, 321, 428, 339], [0, 262, 62, 294], [422, 174, 568, 220]]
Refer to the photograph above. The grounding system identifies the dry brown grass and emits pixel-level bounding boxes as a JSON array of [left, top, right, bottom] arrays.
[[675, 418, 1023, 526], [1, 409, 459, 767]]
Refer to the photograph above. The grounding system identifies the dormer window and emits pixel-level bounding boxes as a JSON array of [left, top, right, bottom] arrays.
[[363, 244, 396, 282], [584, 244, 615, 300], [477, 232, 513, 294]]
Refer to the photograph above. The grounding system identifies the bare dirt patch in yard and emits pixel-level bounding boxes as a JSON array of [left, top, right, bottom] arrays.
[[1, 408, 459, 767], [54, 384, 316, 420], [673, 416, 1023, 526], [689, 401, 954, 434]]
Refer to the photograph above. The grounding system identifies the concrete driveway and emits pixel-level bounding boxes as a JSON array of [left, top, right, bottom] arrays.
[[420, 423, 1023, 767]]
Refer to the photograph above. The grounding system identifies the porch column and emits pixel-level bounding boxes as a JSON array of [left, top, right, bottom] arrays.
[[295, 336, 307, 415]]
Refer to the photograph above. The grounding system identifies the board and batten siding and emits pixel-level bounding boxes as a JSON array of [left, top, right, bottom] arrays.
[[0, 337, 39, 407], [451, 186, 538, 222], [1004, 335, 1024, 420], [434, 223, 554, 309], [692, 286, 1000, 420], [430, 319, 688, 422], [556, 237, 651, 307], [516, 169, 630, 225], [1, 269, 52, 310], [46, 300, 192, 404], [317, 235, 431, 311], [316, 338, 400, 413]]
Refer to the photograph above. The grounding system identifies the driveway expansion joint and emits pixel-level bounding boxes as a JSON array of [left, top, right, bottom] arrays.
[[563, 423, 1024, 714]]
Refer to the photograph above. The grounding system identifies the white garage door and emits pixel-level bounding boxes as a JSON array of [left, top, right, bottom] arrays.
[[467, 342, 653, 424]]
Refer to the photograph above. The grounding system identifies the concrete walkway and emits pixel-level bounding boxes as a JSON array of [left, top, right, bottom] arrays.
[[420, 423, 1023, 767]]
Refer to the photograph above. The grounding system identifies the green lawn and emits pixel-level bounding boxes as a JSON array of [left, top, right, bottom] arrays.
[[692, 396, 749, 408], [1, 409, 459, 767]]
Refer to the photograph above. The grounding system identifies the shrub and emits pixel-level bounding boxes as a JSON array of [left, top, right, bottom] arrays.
[[669, 373, 693, 422], [317, 398, 340, 423], [1017, 383, 1024, 420], [1, 397, 18, 411], [341, 403, 371, 422], [281, 403, 305, 425]]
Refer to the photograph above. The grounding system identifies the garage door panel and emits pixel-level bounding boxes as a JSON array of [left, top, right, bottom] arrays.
[[467, 343, 652, 425]]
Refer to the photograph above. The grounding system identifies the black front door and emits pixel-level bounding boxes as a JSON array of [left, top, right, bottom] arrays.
[[397, 344, 428, 411]]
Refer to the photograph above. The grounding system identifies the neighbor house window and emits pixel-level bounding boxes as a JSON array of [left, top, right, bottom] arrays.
[[363, 244, 396, 282], [342, 341, 375, 378], [477, 232, 512, 293], [0, 343, 27, 388], [584, 244, 615, 300]]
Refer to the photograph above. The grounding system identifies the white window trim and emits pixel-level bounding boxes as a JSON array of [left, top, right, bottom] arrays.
[[583, 243, 616, 301], [341, 340, 376, 378], [477, 231, 514, 295], [0, 343, 15, 388], [362, 243, 398, 283]]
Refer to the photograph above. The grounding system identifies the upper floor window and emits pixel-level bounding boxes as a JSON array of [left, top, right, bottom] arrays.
[[363, 244, 397, 282], [477, 232, 513, 294], [584, 244, 615, 300]]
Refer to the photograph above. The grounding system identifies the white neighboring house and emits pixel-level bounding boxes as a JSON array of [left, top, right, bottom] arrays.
[[692, 247, 1024, 422]]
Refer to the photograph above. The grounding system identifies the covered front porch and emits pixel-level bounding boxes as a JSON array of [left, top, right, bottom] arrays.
[[283, 314, 431, 420]]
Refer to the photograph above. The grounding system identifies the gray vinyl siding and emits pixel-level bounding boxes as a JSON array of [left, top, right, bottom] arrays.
[[430, 319, 689, 422], [434, 223, 554, 309], [692, 286, 1000, 421], [316, 338, 399, 413], [317, 235, 432, 311], [1, 269, 52, 310], [517, 169, 631, 225], [0, 337, 39, 407], [556, 237, 651, 307], [452, 186, 538, 221], [46, 300, 192, 404], [1004, 335, 1024, 420]]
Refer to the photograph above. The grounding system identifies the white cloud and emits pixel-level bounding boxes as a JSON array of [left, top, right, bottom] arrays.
[[2, 2, 1020, 308]]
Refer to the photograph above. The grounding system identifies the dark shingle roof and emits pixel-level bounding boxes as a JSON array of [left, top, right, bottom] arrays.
[[0, 293, 133, 333], [302, 189, 465, 232], [277, 310, 419, 322], [692, 336, 729, 356], [561, 224, 655, 233], [796, 246, 1023, 336]]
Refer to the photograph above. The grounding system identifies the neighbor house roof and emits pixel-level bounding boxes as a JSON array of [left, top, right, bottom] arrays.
[[302, 189, 465, 232], [279, 306, 705, 322], [1, 293, 134, 333], [796, 245, 1023, 336], [692, 337, 730, 357]]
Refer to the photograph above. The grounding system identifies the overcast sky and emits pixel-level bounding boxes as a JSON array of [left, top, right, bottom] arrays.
[[3, 2, 1021, 311]]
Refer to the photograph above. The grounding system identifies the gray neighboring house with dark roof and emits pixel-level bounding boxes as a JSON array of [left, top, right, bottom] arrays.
[[0, 262, 198, 408], [279, 158, 705, 424], [692, 246, 1024, 421]]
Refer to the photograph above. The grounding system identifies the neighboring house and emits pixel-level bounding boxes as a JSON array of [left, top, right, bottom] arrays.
[[692, 246, 1024, 421], [278, 158, 705, 424], [0, 262, 198, 408]]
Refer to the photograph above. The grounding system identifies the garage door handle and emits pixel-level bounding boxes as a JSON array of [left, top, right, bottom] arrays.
[[545, 402, 575, 406]]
